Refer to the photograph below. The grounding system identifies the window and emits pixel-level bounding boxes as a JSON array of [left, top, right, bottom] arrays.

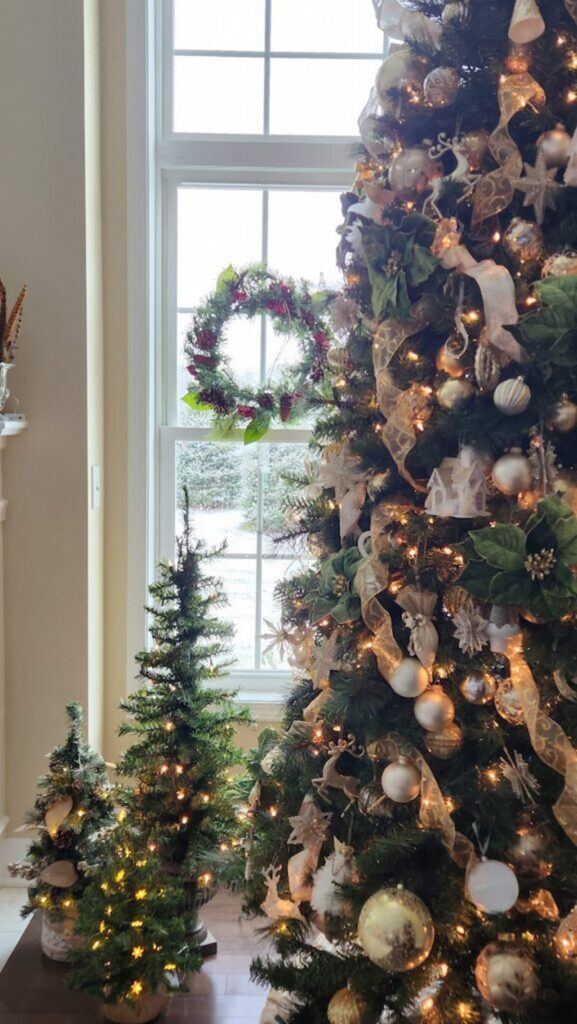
[[155, 0, 385, 695]]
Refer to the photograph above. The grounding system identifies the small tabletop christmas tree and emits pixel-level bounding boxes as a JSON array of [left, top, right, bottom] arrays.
[[9, 702, 114, 958], [68, 824, 199, 1021], [118, 497, 250, 936]]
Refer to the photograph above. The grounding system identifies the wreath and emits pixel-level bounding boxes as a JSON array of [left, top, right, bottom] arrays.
[[183, 264, 335, 442]]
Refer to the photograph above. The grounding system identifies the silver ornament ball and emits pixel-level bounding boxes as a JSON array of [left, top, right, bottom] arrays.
[[475, 943, 538, 1012], [390, 657, 429, 698], [537, 126, 572, 168], [381, 757, 421, 803], [491, 449, 532, 495], [388, 148, 441, 199], [460, 673, 496, 705], [548, 397, 577, 432], [424, 67, 460, 108], [493, 377, 531, 416], [414, 686, 455, 732], [436, 378, 475, 411], [503, 217, 544, 263]]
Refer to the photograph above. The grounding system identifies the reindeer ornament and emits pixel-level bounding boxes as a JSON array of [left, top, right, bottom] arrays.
[[312, 734, 365, 806]]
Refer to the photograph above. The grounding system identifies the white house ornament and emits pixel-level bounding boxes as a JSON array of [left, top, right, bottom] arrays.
[[460, 673, 496, 705], [487, 605, 521, 654], [357, 887, 435, 972], [424, 722, 464, 759], [475, 942, 538, 1012], [381, 757, 421, 803], [492, 449, 532, 495], [425, 448, 490, 519], [389, 658, 429, 698], [466, 858, 519, 914], [414, 686, 455, 732], [395, 585, 438, 670], [494, 377, 531, 416]]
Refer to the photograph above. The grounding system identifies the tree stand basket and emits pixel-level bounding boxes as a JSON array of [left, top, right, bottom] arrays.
[[41, 909, 83, 963], [100, 991, 170, 1023]]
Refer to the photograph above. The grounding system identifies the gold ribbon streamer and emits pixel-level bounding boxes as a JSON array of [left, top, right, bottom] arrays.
[[507, 637, 577, 845], [367, 734, 473, 868], [566, 0, 577, 25], [368, 302, 431, 491], [355, 504, 403, 682], [472, 73, 546, 228]]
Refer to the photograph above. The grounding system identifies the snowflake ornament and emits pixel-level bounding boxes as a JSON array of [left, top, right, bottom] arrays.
[[452, 607, 489, 656]]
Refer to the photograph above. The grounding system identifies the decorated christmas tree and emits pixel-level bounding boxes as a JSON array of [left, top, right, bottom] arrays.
[[186, 1, 577, 1021], [117, 497, 250, 936], [68, 823, 199, 1021], [9, 702, 114, 959]]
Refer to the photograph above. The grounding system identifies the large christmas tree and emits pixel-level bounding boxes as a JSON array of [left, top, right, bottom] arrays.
[[189, 1, 577, 1021]]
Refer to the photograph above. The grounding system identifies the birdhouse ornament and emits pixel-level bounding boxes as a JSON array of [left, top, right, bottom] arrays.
[[426, 447, 491, 519]]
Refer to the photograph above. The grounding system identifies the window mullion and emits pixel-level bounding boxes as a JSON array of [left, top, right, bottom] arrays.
[[254, 445, 266, 670], [263, 0, 272, 136]]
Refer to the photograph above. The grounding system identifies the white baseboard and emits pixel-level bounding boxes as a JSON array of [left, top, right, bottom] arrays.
[[0, 835, 27, 887]]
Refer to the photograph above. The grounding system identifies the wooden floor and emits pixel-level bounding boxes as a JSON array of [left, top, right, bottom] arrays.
[[0, 892, 271, 1022]]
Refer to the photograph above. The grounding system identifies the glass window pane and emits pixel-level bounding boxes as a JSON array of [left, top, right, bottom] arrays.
[[174, 56, 264, 134], [176, 441, 258, 555], [268, 190, 341, 289], [174, 0, 266, 52], [215, 557, 257, 670], [269, 57, 382, 136], [271, 0, 382, 53], [261, 558, 297, 669], [177, 187, 262, 309]]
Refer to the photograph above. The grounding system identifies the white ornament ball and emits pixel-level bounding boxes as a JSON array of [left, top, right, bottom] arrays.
[[492, 449, 532, 495], [537, 126, 572, 168], [388, 148, 441, 199], [390, 658, 429, 698], [494, 377, 531, 416], [467, 858, 519, 914], [381, 757, 421, 803], [357, 887, 435, 972], [460, 673, 496, 705], [414, 686, 455, 732], [475, 942, 538, 1012]]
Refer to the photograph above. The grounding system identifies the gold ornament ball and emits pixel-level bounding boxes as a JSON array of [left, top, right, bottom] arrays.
[[388, 148, 441, 199], [390, 657, 429, 698], [542, 251, 577, 278], [327, 988, 367, 1024], [376, 48, 429, 114], [537, 126, 572, 168], [414, 686, 455, 732], [460, 673, 496, 705], [462, 129, 491, 172], [423, 722, 464, 759], [503, 217, 544, 264], [442, 1, 470, 26], [491, 449, 532, 495], [495, 678, 524, 725], [556, 907, 577, 960], [475, 943, 538, 1013], [548, 397, 577, 432], [424, 67, 460, 107], [436, 378, 475, 411], [357, 887, 435, 972], [435, 340, 465, 378], [381, 757, 421, 803]]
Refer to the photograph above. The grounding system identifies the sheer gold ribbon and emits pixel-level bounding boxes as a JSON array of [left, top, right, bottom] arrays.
[[567, 0, 577, 26], [354, 505, 403, 683], [367, 734, 473, 868], [472, 72, 546, 228], [507, 637, 577, 845], [367, 302, 431, 491]]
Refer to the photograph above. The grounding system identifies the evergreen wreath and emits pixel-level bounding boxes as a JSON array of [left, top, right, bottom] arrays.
[[183, 264, 334, 442]]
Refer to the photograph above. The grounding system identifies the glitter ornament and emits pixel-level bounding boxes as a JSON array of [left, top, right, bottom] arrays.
[[556, 907, 577, 960], [389, 658, 429, 698], [414, 687, 455, 732], [475, 943, 538, 1012], [381, 757, 421, 803], [503, 217, 544, 263], [358, 887, 435, 972], [542, 251, 577, 277], [548, 397, 577, 432], [424, 67, 460, 107], [537, 126, 572, 168], [442, 2, 470, 26], [388, 148, 441, 199], [495, 678, 524, 725], [435, 340, 465, 378], [475, 345, 501, 392], [494, 377, 531, 416], [462, 129, 491, 171], [423, 722, 464, 759], [376, 49, 429, 114], [436, 378, 474, 410], [357, 782, 392, 819], [510, 823, 552, 879], [492, 449, 532, 495], [460, 673, 496, 705], [467, 858, 519, 914], [327, 988, 367, 1024]]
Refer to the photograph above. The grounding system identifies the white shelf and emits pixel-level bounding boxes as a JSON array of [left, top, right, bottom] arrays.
[[0, 414, 27, 437]]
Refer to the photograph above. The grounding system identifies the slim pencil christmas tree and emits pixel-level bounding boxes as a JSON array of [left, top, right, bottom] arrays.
[[118, 498, 249, 936], [187, 1, 577, 1021]]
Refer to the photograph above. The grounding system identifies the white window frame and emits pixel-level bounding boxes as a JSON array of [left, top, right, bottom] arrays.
[[127, 0, 384, 702]]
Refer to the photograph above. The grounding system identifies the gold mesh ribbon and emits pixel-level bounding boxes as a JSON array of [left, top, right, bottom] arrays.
[[507, 637, 577, 845], [472, 73, 546, 228], [368, 303, 430, 491], [367, 734, 473, 868], [354, 505, 403, 682], [567, 0, 577, 24]]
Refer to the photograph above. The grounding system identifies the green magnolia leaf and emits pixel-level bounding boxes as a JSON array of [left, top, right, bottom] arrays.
[[489, 569, 533, 607], [243, 412, 271, 445], [509, 275, 577, 365], [469, 525, 526, 570], [555, 516, 577, 563], [399, 212, 437, 247], [215, 265, 238, 293], [458, 558, 498, 600], [343, 547, 363, 577], [182, 392, 212, 412], [405, 242, 439, 288], [368, 267, 402, 321], [529, 585, 571, 622], [310, 596, 336, 621], [332, 594, 361, 624], [535, 274, 577, 310]]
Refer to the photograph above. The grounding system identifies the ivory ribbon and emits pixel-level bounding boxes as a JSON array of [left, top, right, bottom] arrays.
[[396, 585, 438, 670], [507, 637, 577, 845], [433, 218, 524, 364], [367, 734, 473, 868], [565, 127, 577, 187], [354, 505, 403, 682], [368, 301, 431, 491], [472, 73, 546, 228], [509, 0, 545, 43]]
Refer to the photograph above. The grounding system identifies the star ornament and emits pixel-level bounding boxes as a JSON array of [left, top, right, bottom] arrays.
[[310, 630, 342, 689], [512, 152, 562, 224], [288, 797, 331, 849]]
